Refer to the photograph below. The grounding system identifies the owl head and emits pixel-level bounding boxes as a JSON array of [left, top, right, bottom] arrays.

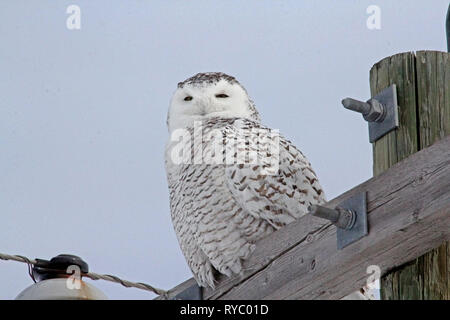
[[167, 72, 260, 132]]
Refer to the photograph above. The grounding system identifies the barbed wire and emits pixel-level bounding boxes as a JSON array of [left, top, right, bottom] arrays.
[[0, 252, 167, 298]]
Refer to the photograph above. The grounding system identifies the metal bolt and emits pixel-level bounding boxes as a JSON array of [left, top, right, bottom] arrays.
[[342, 97, 386, 123], [308, 205, 356, 230]]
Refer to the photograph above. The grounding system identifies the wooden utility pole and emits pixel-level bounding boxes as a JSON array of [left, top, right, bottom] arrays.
[[370, 51, 450, 299]]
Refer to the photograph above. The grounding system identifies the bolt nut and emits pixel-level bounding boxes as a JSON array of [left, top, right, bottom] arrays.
[[364, 99, 386, 122], [335, 208, 356, 230]]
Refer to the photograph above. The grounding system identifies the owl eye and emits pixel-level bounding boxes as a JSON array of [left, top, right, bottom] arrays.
[[215, 93, 229, 98], [184, 96, 193, 101]]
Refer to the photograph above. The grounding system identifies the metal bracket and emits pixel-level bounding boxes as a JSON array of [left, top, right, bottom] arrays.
[[309, 192, 368, 250], [173, 283, 203, 300], [342, 84, 399, 143]]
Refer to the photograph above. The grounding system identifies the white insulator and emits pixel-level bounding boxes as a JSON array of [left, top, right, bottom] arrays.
[[15, 278, 108, 300]]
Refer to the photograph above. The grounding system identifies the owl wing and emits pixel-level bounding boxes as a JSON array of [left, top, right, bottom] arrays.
[[224, 119, 326, 230]]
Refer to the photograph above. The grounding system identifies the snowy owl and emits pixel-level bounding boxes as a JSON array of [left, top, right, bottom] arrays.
[[165, 72, 326, 288]]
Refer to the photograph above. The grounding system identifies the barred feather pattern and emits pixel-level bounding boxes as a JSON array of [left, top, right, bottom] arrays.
[[165, 117, 326, 288]]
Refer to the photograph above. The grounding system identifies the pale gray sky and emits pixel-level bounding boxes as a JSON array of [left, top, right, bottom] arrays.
[[0, 0, 448, 299]]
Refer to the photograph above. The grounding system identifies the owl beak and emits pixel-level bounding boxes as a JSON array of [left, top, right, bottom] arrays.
[[197, 98, 209, 116], [198, 107, 207, 116]]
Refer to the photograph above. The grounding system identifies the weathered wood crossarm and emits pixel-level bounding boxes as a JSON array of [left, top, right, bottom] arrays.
[[161, 135, 450, 300]]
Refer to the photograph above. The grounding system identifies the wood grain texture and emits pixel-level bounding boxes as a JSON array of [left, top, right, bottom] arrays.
[[374, 51, 450, 300], [370, 52, 419, 177], [416, 51, 450, 147], [160, 136, 450, 300], [416, 50, 450, 300]]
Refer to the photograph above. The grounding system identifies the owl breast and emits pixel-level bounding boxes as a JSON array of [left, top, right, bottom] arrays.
[[165, 118, 325, 288]]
